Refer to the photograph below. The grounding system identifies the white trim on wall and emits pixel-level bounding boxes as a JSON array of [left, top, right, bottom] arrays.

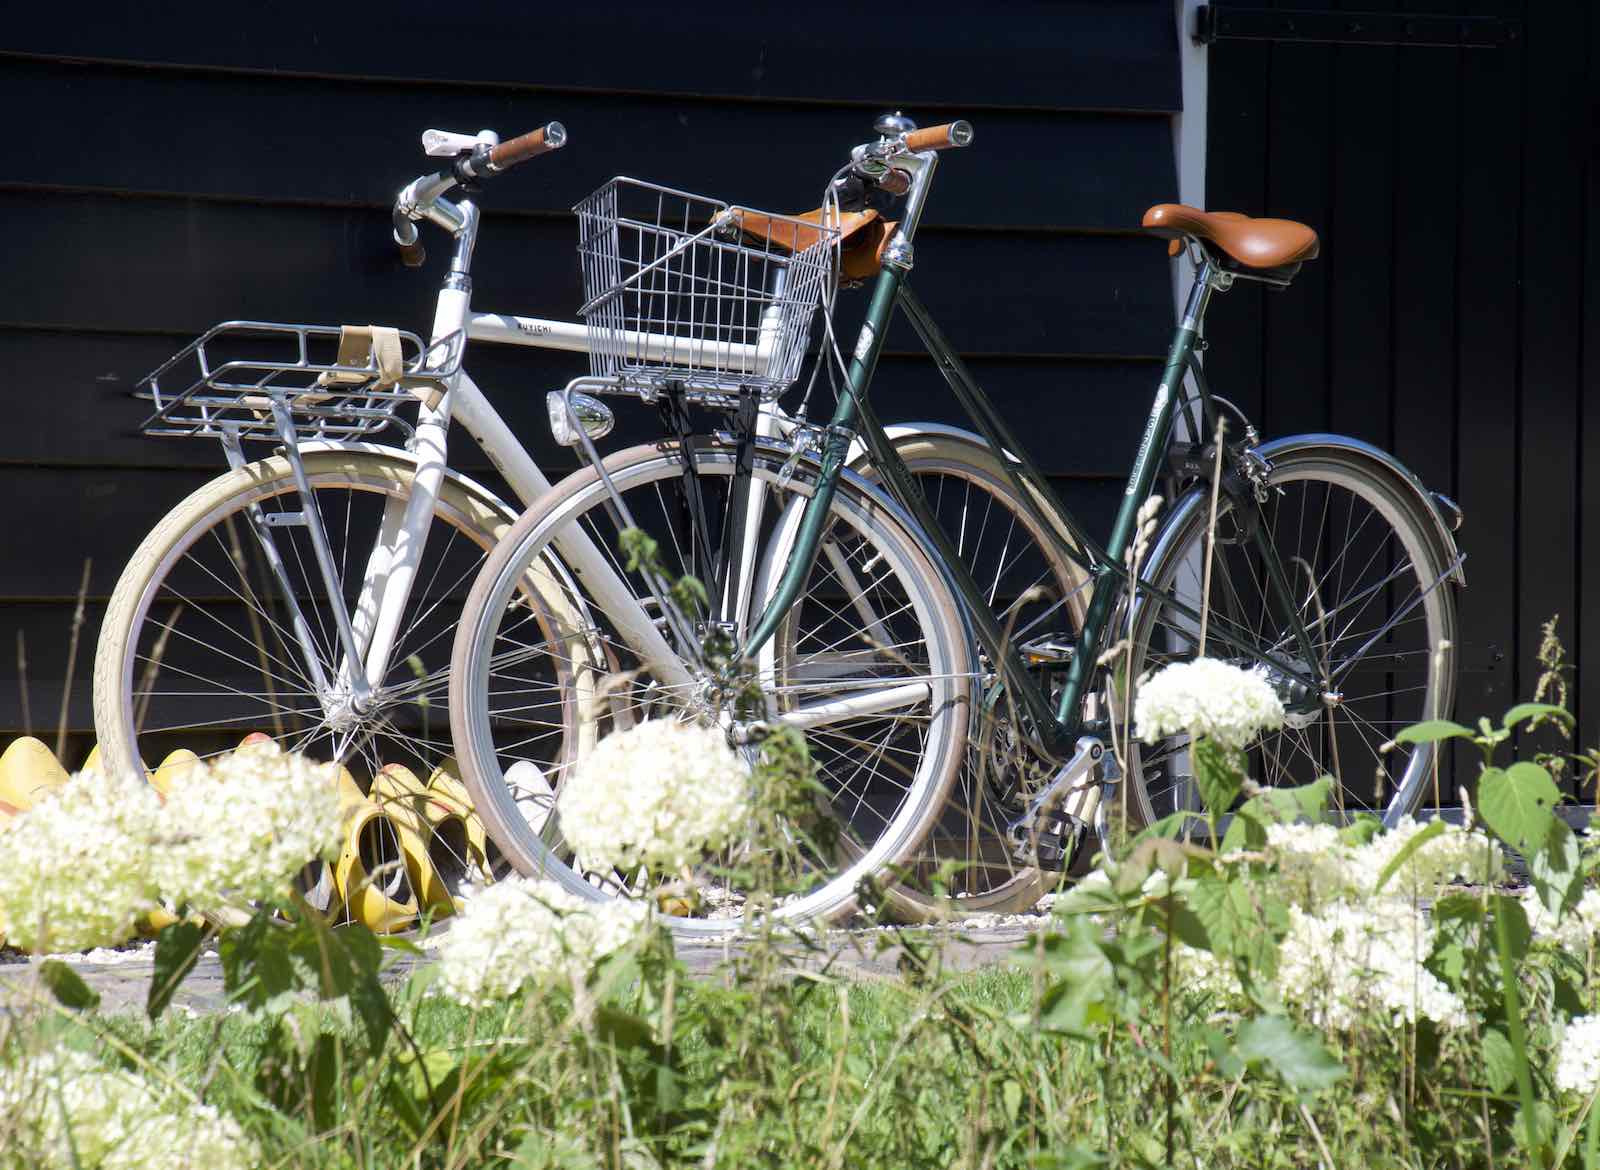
[[1173, 0, 1209, 321]]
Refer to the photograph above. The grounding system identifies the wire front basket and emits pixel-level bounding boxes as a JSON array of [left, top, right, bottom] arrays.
[[574, 177, 837, 402], [135, 321, 458, 442]]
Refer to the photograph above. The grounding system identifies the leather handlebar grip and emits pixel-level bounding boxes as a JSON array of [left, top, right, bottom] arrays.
[[488, 122, 569, 170], [903, 121, 974, 151], [399, 240, 427, 268]]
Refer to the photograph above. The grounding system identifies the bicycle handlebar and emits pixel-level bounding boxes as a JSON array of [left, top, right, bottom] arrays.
[[902, 121, 974, 152], [392, 122, 569, 266], [488, 122, 567, 171]]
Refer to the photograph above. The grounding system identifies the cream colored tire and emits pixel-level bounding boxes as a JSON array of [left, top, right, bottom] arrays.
[[450, 441, 974, 937], [860, 433, 1092, 918], [93, 450, 589, 924]]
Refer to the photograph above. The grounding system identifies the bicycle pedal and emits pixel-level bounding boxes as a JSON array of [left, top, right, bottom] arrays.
[[1018, 634, 1076, 666], [1005, 816, 1081, 871]]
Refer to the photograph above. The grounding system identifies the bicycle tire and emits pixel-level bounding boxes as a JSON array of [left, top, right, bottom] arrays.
[[1120, 443, 1458, 829], [449, 439, 973, 936], [93, 449, 570, 924], [856, 431, 1092, 917]]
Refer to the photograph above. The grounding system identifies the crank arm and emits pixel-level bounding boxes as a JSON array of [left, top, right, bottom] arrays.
[[1006, 735, 1104, 869]]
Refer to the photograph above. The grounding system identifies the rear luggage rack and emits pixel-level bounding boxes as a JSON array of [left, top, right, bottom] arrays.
[[136, 321, 461, 442]]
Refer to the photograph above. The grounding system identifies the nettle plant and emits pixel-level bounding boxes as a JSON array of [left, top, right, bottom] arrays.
[[1040, 648, 1600, 1167]]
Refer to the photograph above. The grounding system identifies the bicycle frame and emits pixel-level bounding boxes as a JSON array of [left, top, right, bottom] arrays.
[[217, 191, 698, 710], [740, 253, 1328, 759], [238, 183, 829, 715]]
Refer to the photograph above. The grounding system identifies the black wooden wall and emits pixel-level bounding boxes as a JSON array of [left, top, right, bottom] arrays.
[[0, 3, 1181, 761], [1203, 0, 1597, 780]]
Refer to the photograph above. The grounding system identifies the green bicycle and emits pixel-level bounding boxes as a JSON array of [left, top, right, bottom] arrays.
[[448, 113, 1463, 930]]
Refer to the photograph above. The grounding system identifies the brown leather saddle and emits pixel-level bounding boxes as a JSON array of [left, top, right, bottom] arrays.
[[1142, 203, 1319, 280], [729, 207, 899, 282]]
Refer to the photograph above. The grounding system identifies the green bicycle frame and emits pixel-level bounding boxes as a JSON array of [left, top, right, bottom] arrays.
[[740, 260, 1325, 758]]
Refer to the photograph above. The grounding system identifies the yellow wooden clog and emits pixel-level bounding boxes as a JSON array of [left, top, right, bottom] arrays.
[[0, 737, 70, 810]]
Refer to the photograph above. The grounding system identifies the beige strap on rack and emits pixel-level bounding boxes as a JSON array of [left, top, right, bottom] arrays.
[[317, 324, 444, 410]]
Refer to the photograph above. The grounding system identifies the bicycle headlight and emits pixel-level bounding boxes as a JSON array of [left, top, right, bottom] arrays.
[[547, 390, 615, 447]]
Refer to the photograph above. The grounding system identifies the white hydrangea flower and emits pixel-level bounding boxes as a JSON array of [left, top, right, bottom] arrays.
[[155, 742, 344, 910], [1275, 898, 1468, 1030], [1134, 658, 1285, 749], [1523, 887, 1600, 953], [1341, 816, 1502, 896], [1263, 817, 1501, 908], [0, 743, 344, 951], [434, 877, 649, 1008], [1265, 822, 1349, 900], [0, 1047, 255, 1170], [0, 769, 164, 952], [1176, 943, 1243, 1004], [558, 720, 751, 873], [1556, 1016, 1600, 1097]]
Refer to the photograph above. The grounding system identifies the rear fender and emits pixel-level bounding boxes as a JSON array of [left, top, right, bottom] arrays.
[[1254, 434, 1465, 587]]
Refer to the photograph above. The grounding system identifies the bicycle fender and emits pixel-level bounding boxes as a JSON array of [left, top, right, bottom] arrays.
[[750, 435, 983, 654], [848, 421, 1018, 470], [295, 440, 520, 523], [1150, 434, 1465, 590], [1254, 434, 1465, 587]]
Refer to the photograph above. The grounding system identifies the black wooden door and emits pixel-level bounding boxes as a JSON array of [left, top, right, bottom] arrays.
[[1203, 0, 1597, 784]]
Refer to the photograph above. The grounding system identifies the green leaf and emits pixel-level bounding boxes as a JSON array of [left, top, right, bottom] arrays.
[[1192, 738, 1242, 816], [1530, 816, 1585, 920], [147, 920, 206, 1020], [1236, 1014, 1346, 1091], [1130, 811, 1189, 844], [38, 960, 99, 1012], [1026, 919, 1114, 1035], [1429, 894, 1488, 987], [1374, 818, 1448, 893], [1029, 1149, 1109, 1170], [510, 1126, 605, 1170], [219, 914, 296, 1013], [1220, 807, 1267, 854], [1203, 1027, 1245, 1079], [1168, 898, 1212, 953], [1478, 762, 1560, 852], [1249, 776, 1334, 826], [1481, 1028, 1518, 1094], [1503, 702, 1575, 730], [1393, 719, 1476, 745], [593, 1005, 659, 1054], [1001, 1079, 1024, 1125], [1489, 894, 1533, 963], [1338, 813, 1383, 849], [1114, 837, 1188, 896], [1185, 871, 1256, 960], [1513, 1101, 1556, 1159]]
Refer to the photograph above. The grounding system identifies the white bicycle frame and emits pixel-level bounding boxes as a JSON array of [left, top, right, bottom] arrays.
[[263, 137, 938, 737]]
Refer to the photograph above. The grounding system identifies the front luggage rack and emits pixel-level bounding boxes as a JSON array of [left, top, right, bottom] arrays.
[[135, 321, 460, 442]]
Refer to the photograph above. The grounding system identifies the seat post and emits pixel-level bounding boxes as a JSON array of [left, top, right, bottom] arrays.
[[1182, 255, 1225, 332]]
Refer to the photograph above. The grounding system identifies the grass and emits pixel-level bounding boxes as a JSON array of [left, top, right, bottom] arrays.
[[1, 921, 1576, 1170]]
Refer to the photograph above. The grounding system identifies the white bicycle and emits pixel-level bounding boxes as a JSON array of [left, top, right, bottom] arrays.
[[91, 121, 1081, 922]]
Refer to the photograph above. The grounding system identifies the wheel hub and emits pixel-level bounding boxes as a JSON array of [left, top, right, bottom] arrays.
[[1241, 658, 1323, 731]]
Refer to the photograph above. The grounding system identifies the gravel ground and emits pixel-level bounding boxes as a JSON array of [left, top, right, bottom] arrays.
[[0, 908, 1060, 1017]]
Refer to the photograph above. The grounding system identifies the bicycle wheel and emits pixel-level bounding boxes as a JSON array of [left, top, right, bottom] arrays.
[[1121, 444, 1458, 829], [857, 432, 1091, 916], [93, 450, 559, 921], [449, 439, 973, 936]]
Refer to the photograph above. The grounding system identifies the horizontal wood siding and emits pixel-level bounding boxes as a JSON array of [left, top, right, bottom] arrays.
[[0, 5, 1180, 749]]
